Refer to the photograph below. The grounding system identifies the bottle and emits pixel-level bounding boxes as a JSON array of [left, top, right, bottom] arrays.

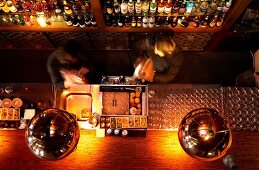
[[72, 14, 79, 27], [90, 14, 97, 26], [172, 0, 179, 13], [217, 0, 224, 12], [178, 16, 188, 27], [135, 0, 142, 15], [142, 15, 149, 28], [209, 14, 217, 27], [164, 0, 172, 14], [112, 13, 118, 26], [118, 15, 124, 27], [190, 15, 199, 27], [155, 16, 162, 27], [149, 16, 155, 28], [78, 15, 85, 28], [121, 0, 128, 14], [137, 16, 142, 27], [185, 0, 194, 14], [63, 0, 73, 15], [150, 0, 157, 14], [171, 16, 178, 27], [164, 16, 170, 26], [223, 0, 232, 13], [22, 0, 32, 12], [199, 0, 208, 14], [206, 0, 216, 14], [127, 0, 134, 15], [15, 0, 24, 13], [131, 16, 136, 27], [125, 14, 131, 27], [178, 0, 186, 14], [142, 0, 149, 16], [114, 0, 120, 14], [81, 0, 90, 13], [106, 0, 113, 14], [64, 14, 73, 26], [200, 15, 209, 28], [105, 14, 112, 26], [216, 13, 225, 27], [157, 0, 164, 14], [53, 0, 63, 14], [84, 12, 91, 26]]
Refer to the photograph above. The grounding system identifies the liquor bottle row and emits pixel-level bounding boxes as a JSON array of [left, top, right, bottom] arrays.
[[106, 13, 224, 28], [0, 0, 91, 16], [0, 13, 97, 27], [103, 0, 232, 17]]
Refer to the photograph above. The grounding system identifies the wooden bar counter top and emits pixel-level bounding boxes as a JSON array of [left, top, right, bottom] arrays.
[[0, 130, 258, 170]]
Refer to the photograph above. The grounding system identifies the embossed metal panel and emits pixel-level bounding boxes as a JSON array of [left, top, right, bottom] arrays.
[[223, 87, 259, 131]]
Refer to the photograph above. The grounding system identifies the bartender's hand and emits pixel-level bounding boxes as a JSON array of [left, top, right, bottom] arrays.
[[60, 68, 89, 88], [138, 58, 155, 82]]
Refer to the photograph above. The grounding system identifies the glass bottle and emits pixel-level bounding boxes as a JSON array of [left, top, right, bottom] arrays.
[[171, 16, 178, 27], [106, 0, 113, 14], [125, 14, 131, 27], [190, 15, 199, 27], [131, 16, 136, 27], [178, 0, 186, 14], [78, 15, 85, 28], [149, 16, 155, 27], [217, 0, 224, 12], [84, 12, 91, 26], [127, 0, 134, 15], [172, 0, 179, 13], [200, 15, 209, 28], [199, 0, 208, 14], [15, 0, 24, 13], [90, 14, 97, 26], [112, 13, 118, 26], [114, 0, 120, 14], [118, 15, 124, 27], [72, 14, 79, 27], [157, 0, 164, 14], [216, 13, 224, 27], [137, 16, 142, 27], [121, 0, 128, 15], [64, 14, 73, 26], [207, 0, 217, 15], [142, 0, 149, 16], [208, 14, 216, 27], [105, 14, 112, 26], [223, 0, 232, 13], [185, 0, 194, 14], [164, 16, 170, 26], [155, 16, 162, 27], [63, 0, 73, 15], [22, 0, 32, 12], [142, 15, 149, 27], [164, 0, 172, 14], [178, 16, 188, 27], [150, 0, 157, 15], [53, 0, 63, 14], [135, 0, 142, 15]]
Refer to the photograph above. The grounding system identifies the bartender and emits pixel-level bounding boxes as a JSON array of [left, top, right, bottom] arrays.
[[131, 33, 184, 83], [47, 39, 95, 90]]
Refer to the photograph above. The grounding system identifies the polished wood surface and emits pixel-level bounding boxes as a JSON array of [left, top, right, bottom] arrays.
[[0, 130, 258, 170]]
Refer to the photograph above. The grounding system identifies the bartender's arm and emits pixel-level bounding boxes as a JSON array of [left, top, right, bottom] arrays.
[[153, 54, 183, 83]]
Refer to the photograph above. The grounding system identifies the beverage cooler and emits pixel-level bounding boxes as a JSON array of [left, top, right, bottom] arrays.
[[59, 76, 148, 137]]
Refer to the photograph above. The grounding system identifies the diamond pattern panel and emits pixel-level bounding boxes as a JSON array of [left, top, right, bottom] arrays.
[[223, 87, 259, 131], [148, 85, 223, 129], [89, 32, 129, 49], [0, 33, 17, 49], [173, 33, 213, 51], [47, 32, 92, 49], [2, 32, 54, 50], [148, 85, 259, 132]]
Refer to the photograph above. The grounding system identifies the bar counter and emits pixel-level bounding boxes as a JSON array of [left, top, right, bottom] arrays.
[[0, 130, 258, 170]]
